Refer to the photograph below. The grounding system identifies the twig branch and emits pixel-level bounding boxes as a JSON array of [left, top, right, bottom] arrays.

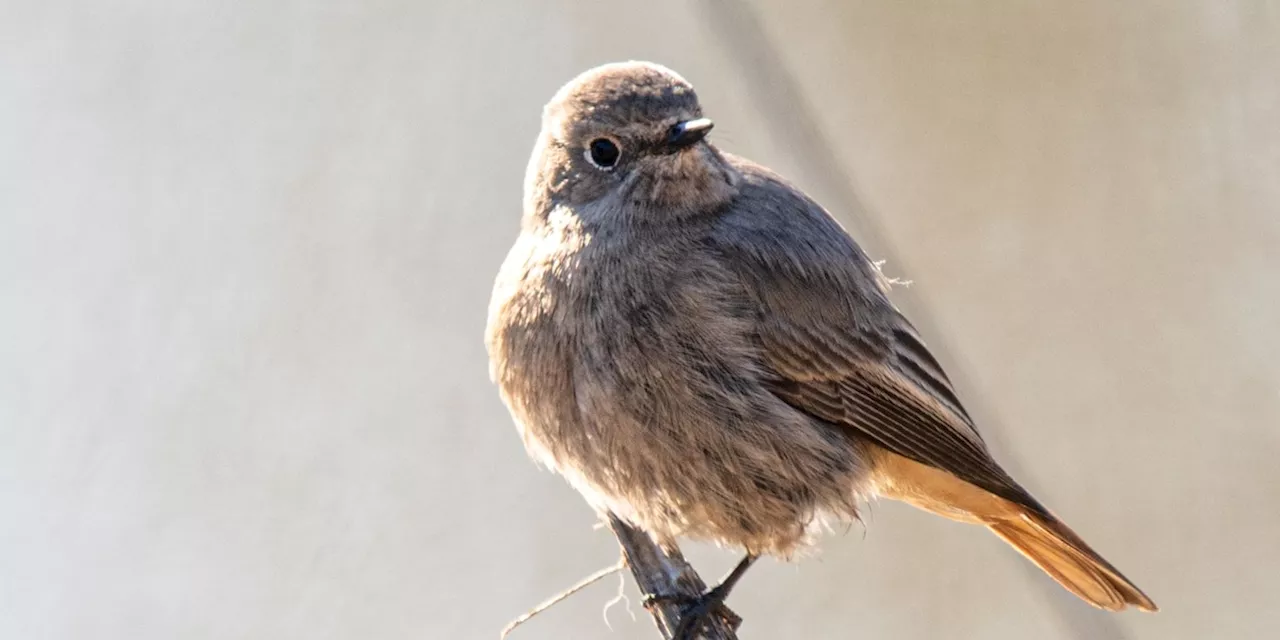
[[500, 560, 626, 639], [607, 513, 741, 639]]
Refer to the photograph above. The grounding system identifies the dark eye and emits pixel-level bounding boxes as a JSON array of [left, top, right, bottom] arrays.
[[586, 138, 621, 170]]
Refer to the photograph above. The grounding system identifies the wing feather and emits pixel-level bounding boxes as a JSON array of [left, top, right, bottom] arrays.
[[711, 156, 1044, 514]]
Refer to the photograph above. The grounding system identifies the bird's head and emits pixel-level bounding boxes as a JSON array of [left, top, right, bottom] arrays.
[[525, 61, 739, 225]]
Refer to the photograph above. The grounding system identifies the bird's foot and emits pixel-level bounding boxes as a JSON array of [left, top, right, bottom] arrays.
[[668, 581, 737, 640], [641, 587, 735, 640], [640, 590, 692, 612], [642, 554, 757, 639]]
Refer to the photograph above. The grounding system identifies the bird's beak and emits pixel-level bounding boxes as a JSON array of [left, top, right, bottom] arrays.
[[666, 118, 714, 152]]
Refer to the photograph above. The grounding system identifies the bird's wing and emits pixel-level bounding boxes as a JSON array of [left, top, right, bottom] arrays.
[[708, 159, 1042, 512]]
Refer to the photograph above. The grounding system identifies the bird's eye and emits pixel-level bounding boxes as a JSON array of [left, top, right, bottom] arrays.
[[586, 138, 621, 170]]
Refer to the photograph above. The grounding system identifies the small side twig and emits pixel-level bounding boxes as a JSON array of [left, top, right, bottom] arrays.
[[607, 513, 741, 640], [501, 560, 626, 639]]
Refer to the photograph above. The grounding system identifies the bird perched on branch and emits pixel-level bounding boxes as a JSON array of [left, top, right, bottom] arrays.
[[486, 61, 1157, 635]]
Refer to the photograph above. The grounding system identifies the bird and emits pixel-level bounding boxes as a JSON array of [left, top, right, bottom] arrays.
[[485, 60, 1157, 636]]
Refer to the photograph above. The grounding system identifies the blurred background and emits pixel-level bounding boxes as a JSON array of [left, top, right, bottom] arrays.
[[3, 1, 1278, 638]]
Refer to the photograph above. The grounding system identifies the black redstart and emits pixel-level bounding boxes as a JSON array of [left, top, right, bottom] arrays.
[[486, 61, 1157, 632]]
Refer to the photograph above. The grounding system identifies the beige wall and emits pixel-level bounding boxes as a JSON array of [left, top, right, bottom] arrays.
[[2, 1, 1276, 638]]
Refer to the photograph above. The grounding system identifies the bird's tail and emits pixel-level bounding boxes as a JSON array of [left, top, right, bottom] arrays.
[[988, 511, 1158, 612], [871, 449, 1157, 611]]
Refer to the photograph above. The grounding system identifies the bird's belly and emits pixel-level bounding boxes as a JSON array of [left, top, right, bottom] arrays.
[[491, 244, 871, 555], [550, 318, 872, 554]]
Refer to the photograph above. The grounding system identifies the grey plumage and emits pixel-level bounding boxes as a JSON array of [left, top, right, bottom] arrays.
[[486, 61, 1156, 612]]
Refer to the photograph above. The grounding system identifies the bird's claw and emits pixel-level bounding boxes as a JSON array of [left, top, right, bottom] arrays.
[[641, 585, 735, 640], [640, 591, 697, 611]]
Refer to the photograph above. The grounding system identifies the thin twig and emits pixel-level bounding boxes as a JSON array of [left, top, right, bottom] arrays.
[[607, 513, 741, 640], [500, 559, 626, 640]]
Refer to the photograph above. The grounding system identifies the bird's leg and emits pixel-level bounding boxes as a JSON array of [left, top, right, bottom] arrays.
[[645, 554, 755, 640]]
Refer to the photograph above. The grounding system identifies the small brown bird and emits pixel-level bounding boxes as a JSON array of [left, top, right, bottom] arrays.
[[486, 61, 1156, 631]]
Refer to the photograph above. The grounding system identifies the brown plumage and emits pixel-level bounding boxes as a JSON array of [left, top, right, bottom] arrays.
[[486, 61, 1156, 613]]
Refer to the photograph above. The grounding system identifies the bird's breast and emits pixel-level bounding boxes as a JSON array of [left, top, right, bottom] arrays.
[[487, 222, 758, 444], [486, 223, 872, 553]]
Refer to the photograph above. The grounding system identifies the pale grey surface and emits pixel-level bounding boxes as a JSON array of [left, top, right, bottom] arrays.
[[2, 1, 1277, 638]]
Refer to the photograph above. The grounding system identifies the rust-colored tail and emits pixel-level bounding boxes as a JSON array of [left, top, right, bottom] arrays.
[[988, 511, 1157, 612], [872, 449, 1157, 612]]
